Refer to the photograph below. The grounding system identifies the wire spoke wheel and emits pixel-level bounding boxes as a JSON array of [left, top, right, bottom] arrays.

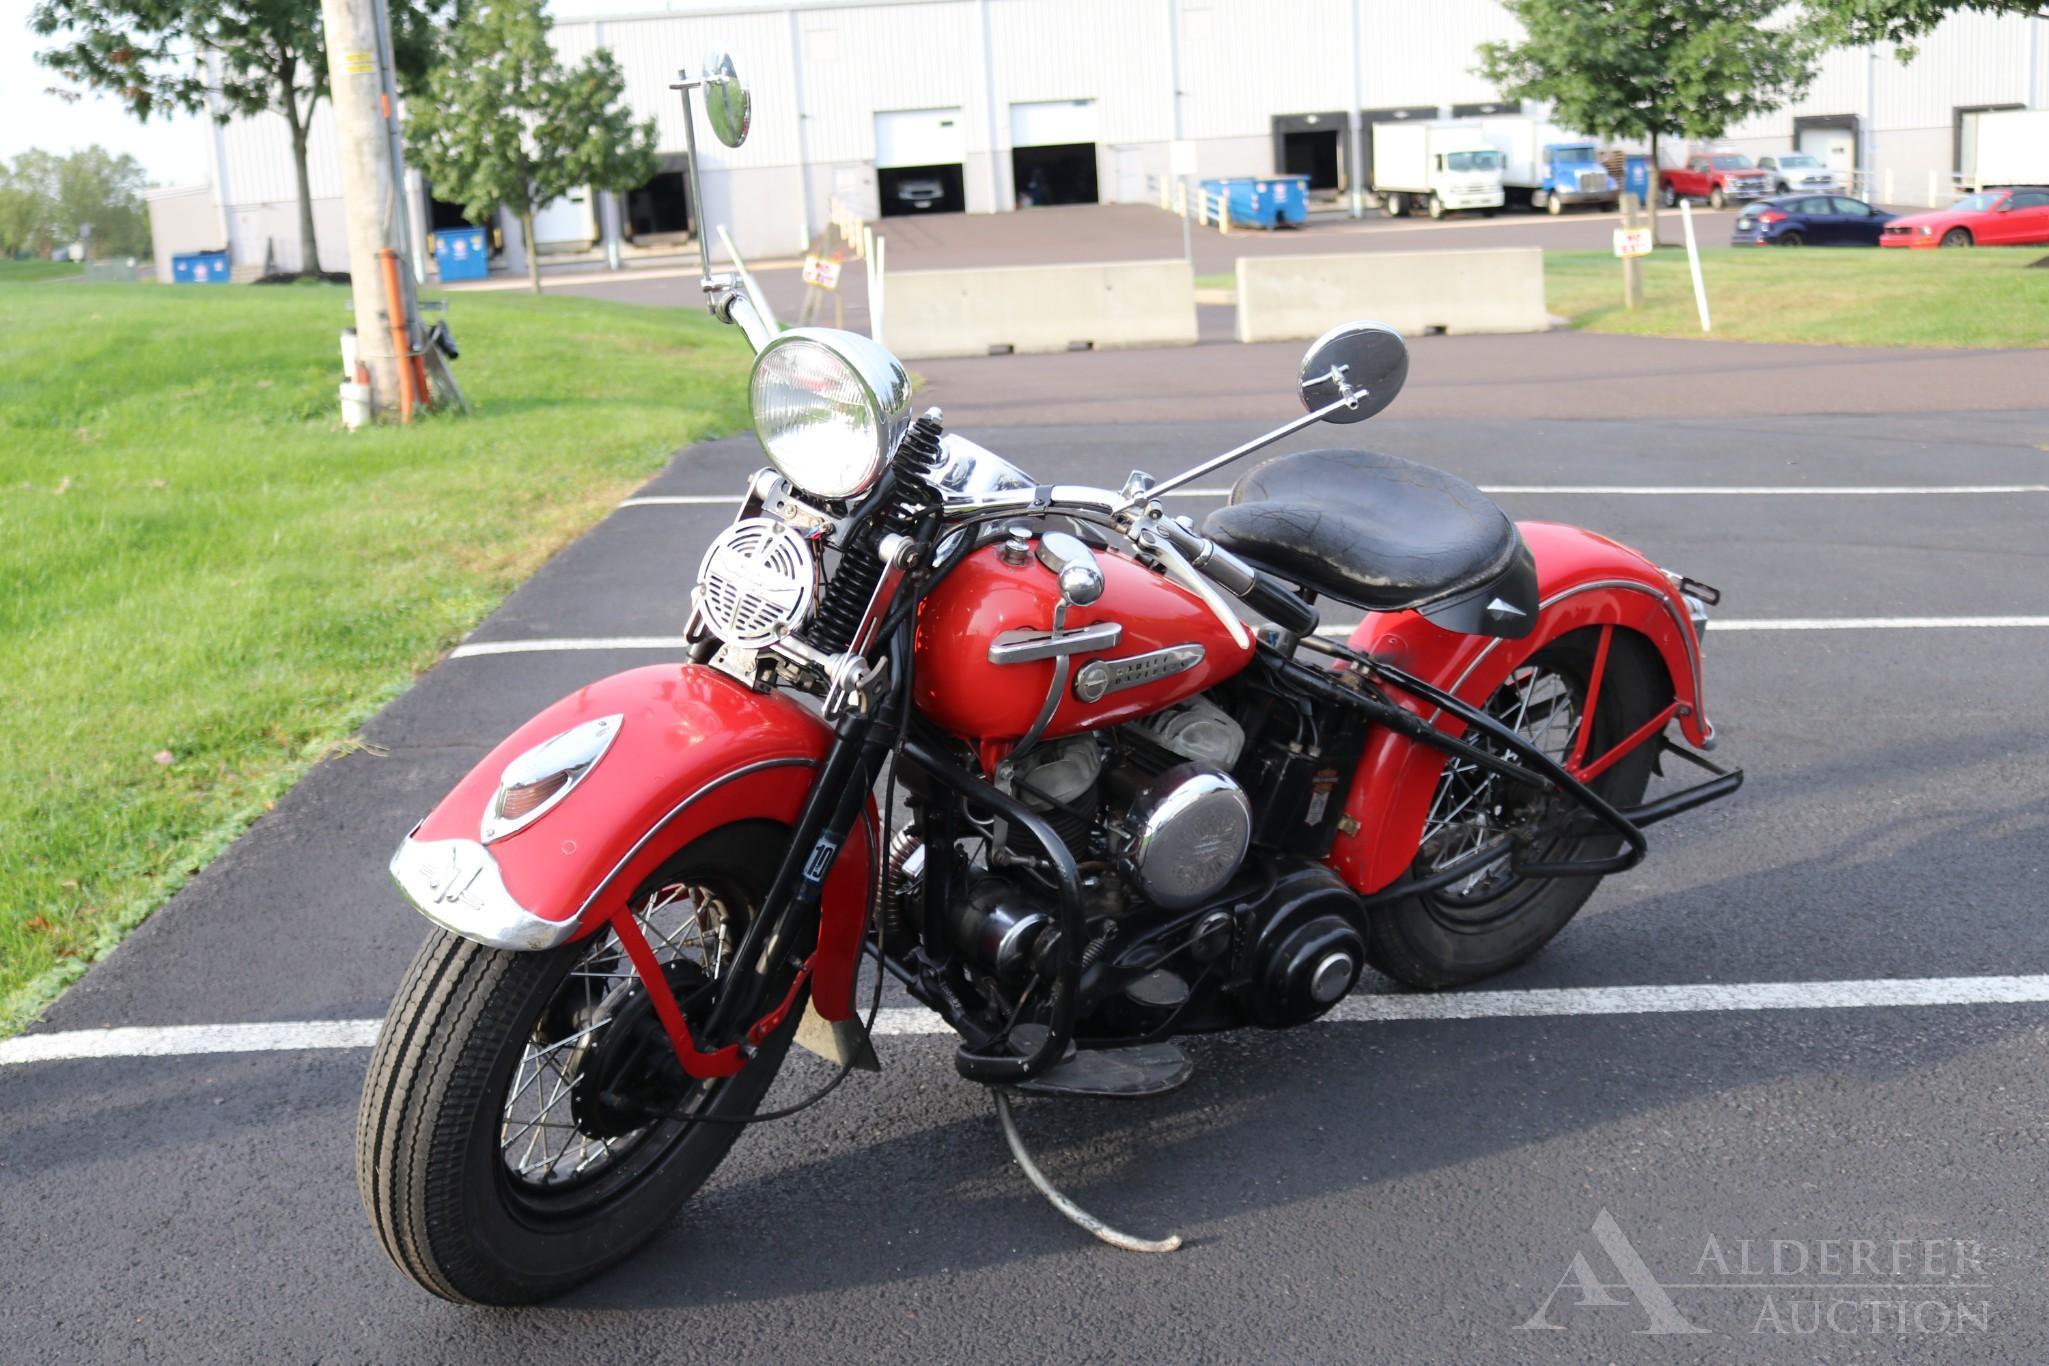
[[497, 879, 737, 1195], [357, 821, 807, 1305], [1364, 631, 1663, 990]]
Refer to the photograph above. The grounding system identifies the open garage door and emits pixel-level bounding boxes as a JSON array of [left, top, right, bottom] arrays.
[[625, 155, 691, 242], [1272, 112, 1347, 194], [1011, 99, 1099, 207], [876, 107, 966, 216]]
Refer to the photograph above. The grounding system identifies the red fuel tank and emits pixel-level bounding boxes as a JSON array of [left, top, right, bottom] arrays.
[[915, 536, 1255, 746]]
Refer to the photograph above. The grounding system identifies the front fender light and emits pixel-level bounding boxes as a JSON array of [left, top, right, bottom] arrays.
[[480, 714, 622, 844]]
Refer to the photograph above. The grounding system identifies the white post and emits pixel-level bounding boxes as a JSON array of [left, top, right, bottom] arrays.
[[1883, 167, 1894, 205], [1928, 169, 1940, 206], [1679, 200, 1710, 333], [871, 234, 886, 345]]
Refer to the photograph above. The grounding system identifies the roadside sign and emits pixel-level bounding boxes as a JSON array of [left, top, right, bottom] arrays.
[[1613, 227, 1653, 258], [802, 253, 843, 290], [1170, 139, 1197, 179]]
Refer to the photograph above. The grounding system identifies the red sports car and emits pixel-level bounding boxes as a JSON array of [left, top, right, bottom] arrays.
[[1880, 186, 2049, 248]]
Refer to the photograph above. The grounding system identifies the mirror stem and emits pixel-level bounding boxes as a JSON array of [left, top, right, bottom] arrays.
[[1114, 395, 1357, 512], [676, 77, 717, 289]]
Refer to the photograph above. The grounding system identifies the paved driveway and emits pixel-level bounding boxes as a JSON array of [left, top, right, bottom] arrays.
[[4, 400, 2047, 1361]]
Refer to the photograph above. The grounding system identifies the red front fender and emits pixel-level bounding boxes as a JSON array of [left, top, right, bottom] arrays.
[[391, 663, 873, 1021], [1328, 521, 1713, 897]]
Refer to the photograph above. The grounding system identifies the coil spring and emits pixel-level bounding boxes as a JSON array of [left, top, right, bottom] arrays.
[[807, 412, 946, 655]]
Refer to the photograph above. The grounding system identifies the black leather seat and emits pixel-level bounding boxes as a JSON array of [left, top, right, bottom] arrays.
[[1203, 448, 1519, 612]]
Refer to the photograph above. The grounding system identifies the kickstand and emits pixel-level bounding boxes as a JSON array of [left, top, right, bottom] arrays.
[[992, 1087, 1181, 1254]]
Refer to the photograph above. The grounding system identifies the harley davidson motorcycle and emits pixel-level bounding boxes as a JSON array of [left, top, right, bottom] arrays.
[[357, 54, 1741, 1304]]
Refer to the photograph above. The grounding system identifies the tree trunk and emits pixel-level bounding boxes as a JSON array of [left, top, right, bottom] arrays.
[[522, 209, 541, 293], [1648, 130, 1667, 248], [287, 111, 321, 275]]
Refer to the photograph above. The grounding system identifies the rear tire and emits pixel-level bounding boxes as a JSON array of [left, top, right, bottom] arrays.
[[1777, 231, 1804, 247], [1941, 227, 1973, 247], [356, 822, 804, 1305], [1384, 192, 1407, 218], [1364, 631, 1663, 991], [1661, 185, 1677, 208]]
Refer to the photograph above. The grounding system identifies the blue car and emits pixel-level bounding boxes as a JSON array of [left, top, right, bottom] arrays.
[[1731, 193, 1894, 246]]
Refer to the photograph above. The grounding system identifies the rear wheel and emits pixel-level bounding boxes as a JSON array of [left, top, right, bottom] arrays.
[[1661, 185, 1678, 208], [1777, 231, 1804, 247], [357, 822, 805, 1305], [1364, 631, 1663, 990], [1384, 192, 1407, 218], [1941, 227, 1973, 247]]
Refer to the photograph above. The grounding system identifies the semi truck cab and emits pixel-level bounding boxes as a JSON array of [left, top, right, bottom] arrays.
[[1536, 142, 1618, 214]]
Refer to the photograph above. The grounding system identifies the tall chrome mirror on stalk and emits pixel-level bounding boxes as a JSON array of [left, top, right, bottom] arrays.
[[672, 51, 774, 351]]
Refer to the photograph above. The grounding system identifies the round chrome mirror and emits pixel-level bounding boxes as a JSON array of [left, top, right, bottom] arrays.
[[1298, 321, 1407, 424], [702, 51, 751, 149]]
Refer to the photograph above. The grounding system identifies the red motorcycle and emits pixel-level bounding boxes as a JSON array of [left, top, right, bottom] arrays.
[[357, 54, 1740, 1304]]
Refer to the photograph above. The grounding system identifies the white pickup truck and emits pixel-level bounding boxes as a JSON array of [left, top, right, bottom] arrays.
[[1369, 123, 1505, 219]]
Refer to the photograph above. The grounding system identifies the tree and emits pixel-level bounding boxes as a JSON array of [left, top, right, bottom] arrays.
[[1802, 0, 2047, 49], [1478, 0, 1824, 240], [0, 151, 62, 258], [0, 147, 150, 259], [405, 0, 656, 293], [56, 146, 153, 258], [30, 0, 442, 276]]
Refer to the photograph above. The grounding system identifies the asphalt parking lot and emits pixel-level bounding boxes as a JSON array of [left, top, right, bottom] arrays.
[[4, 339, 2046, 1360]]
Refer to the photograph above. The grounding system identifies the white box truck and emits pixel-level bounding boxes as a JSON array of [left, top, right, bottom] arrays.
[[1369, 123, 1505, 218], [1472, 115, 1618, 212], [1968, 109, 2049, 190]]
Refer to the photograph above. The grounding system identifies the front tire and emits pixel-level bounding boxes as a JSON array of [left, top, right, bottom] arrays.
[[1364, 631, 1662, 990], [1709, 186, 1727, 210], [1428, 192, 1446, 220], [1941, 227, 1973, 247], [1661, 185, 1677, 208], [357, 822, 804, 1305], [1546, 192, 1565, 216]]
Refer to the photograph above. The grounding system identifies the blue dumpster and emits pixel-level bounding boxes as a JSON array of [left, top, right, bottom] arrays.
[[1623, 156, 1652, 207], [171, 250, 230, 284], [433, 227, 489, 282], [1199, 176, 1309, 230]]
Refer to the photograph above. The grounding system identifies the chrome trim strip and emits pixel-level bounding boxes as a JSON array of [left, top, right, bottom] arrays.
[[988, 621, 1124, 664], [569, 755, 820, 923], [1072, 643, 1206, 703], [1444, 578, 1707, 729]]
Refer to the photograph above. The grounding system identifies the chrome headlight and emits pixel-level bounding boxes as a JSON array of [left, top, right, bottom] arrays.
[[749, 328, 913, 500]]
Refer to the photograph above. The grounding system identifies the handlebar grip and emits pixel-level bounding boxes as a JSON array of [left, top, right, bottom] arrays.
[[1241, 572, 1321, 638]]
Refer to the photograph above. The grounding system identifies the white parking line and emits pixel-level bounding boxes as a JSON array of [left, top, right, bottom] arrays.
[[449, 636, 689, 658], [621, 485, 2048, 509], [12, 973, 2049, 1066]]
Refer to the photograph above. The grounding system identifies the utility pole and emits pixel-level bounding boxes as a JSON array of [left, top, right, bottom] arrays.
[[322, 0, 422, 421]]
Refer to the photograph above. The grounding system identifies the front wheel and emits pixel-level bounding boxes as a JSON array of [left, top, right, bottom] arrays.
[[1364, 631, 1663, 990], [1546, 192, 1565, 216], [1428, 192, 1446, 220], [1709, 186, 1727, 210], [1941, 227, 1973, 247], [1661, 185, 1677, 208], [356, 822, 804, 1305]]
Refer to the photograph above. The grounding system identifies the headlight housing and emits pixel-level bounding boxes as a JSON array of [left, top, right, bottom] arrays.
[[749, 328, 913, 500]]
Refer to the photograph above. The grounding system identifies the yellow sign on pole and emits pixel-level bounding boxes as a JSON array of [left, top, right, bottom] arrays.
[[1612, 227, 1653, 258], [802, 254, 843, 290]]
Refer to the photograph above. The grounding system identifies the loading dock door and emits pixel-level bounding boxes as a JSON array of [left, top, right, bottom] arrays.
[[1272, 112, 1347, 193], [1011, 99, 1100, 207], [625, 155, 691, 240], [876, 107, 967, 216]]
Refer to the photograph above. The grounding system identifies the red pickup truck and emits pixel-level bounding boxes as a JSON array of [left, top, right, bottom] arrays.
[[1660, 152, 1773, 209]]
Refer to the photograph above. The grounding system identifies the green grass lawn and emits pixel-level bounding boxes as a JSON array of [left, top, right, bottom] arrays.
[[1202, 247, 2049, 348], [1546, 245, 2049, 347], [0, 282, 752, 1031], [0, 259, 85, 283]]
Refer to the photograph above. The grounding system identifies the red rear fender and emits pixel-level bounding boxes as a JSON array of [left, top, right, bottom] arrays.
[[1329, 521, 1713, 896], [390, 664, 873, 1020]]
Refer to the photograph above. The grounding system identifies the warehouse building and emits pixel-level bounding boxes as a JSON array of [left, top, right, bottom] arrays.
[[148, 0, 2049, 281]]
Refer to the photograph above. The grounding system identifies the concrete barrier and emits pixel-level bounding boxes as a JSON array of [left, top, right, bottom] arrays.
[[1235, 247, 1547, 343], [886, 259, 1198, 360]]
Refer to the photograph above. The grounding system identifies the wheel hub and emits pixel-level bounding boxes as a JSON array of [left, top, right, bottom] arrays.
[[569, 957, 712, 1139]]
